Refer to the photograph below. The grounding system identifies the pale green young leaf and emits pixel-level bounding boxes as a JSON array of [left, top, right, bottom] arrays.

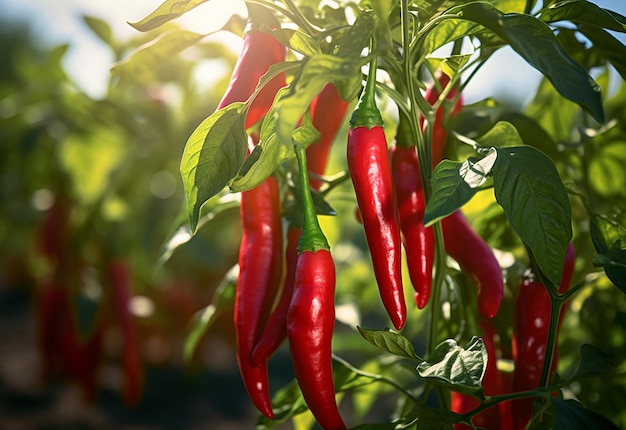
[[180, 103, 248, 233], [129, 0, 211, 32]]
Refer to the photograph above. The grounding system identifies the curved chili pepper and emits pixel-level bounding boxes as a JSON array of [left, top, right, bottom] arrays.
[[252, 84, 348, 365], [391, 114, 434, 309], [108, 259, 144, 407], [251, 225, 301, 366], [234, 174, 283, 419], [441, 210, 504, 318], [511, 242, 575, 429], [307, 82, 350, 189], [217, 12, 285, 129], [286, 144, 346, 430], [422, 71, 463, 168], [347, 58, 406, 329]]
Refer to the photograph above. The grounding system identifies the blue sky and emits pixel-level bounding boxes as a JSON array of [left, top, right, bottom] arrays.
[[1, 0, 625, 104]]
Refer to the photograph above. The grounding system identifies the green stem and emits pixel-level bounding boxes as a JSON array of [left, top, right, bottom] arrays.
[[539, 292, 565, 388], [427, 222, 446, 355], [294, 145, 329, 253], [351, 55, 383, 129], [281, 0, 319, 35]]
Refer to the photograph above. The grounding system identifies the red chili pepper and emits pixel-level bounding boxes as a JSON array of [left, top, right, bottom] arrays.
[[108, 259, 144, 407], [441, 210, 504, 319], [307, 83, 350, 189], [286, 144, 346, 430], [217, 11, 286, 129], [251, 84, 348, 365], [422, 71, 463, 168], [347, 58, 406, 329], [251, 225, 301, 366], [391, 114, 434, 309], [511, 242, 575, 429], [234, 174, 283, 419], [35, 279, 67, 381]]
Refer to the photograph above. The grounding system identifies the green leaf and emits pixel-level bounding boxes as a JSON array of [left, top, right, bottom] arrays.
[[417, 337, 487, 395], [578, 26, 626, 82], [492, 145, 572, 287], [128, 0, 211, 32], [183, 266, 237, 363], [477, 120, 525, 148], [424, 151, 497, 226], [406, 406, 462, 430], [541, 398, 620, 430], [82, 15, 113, 46], [455, 2, 604, 122], [276, 54, 363, 148], [335, 11, 375, 59], [357, 327, 422, 361], [421, 18, 480, 56], [111, 30, 205, 82], [180, 103, 248, 233], [570, 344, 616, 381], [540, 0, 626, 33], [271, 28, 321, 57], [525, 77, 580, 142]]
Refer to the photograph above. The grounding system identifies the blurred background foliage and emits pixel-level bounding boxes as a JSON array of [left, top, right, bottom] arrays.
[[1, 4, 626, 430]]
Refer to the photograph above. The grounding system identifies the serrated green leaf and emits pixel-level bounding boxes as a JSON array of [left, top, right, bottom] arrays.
[[492, 145, 572, 286], [276, 54, 363, 148], [540, 0, 626, 33], [417, 337, 487, 395], [271, 28, 321, 57], [183, 266, 237, 363], [129, 0, 211, 32], [111, 30, 205, 82], [180, 103, 248, 233], [454, 2, 604, 122], [357, 327, 422, 361]]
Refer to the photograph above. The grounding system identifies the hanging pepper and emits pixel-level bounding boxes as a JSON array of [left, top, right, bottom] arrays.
[[286, 144, 346, 430], [234, 155, 283, 418], [511, 242, 576, 429], [307, 82, 350, 189], [441, 210, 504, 318], [217, 5, 286, 129], [347, 58, 406, 330], [391, 113, 434, 309], [422, 70, 463, 168], [252, 83, 348, 365], [251, 225, 301, 366], [108, 259, 144, 407]]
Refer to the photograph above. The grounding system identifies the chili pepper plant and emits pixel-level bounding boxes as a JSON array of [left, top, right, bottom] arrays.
[[123, 0, 626, 428]]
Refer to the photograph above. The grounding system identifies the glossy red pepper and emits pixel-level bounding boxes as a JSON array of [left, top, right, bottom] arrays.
[[108, 259, 144, 407], [217, 10, 285, 129], [307, 83, 350, 189], [251, 225, 301, 366], [422, 71, 463, 168], [391, 115, 434, 309], [511, 242, 575, 429], [252, 83, 348, 365], [234, 174, 283, 419], [286, 144, 346, 430], [347, 59, 406, 329], [441, 210, 504, 318]]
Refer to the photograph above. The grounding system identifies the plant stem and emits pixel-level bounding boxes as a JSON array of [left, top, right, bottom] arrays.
[[539, 293, 565, 388]]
